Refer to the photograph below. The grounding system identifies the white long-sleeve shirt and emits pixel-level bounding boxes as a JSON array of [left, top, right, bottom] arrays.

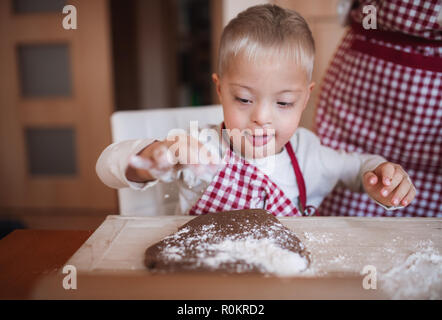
[[96, 125, 391, 214]]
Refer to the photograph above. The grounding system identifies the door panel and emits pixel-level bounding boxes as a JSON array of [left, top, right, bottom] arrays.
[[0, 0, 117, 210]]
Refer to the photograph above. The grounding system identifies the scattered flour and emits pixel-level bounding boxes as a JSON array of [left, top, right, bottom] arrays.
[[129, 154, 217, 187], [383, 247, 396, 254], [180, 165, 218, 188], [201, 238, 308, 276], [379, 240, 442, 299], [158, 222, 309, 277], [303, 232, 332, 244], [330, 254, 347, 264]]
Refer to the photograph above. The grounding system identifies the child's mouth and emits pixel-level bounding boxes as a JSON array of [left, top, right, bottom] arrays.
[[244, 132, 275, 147]]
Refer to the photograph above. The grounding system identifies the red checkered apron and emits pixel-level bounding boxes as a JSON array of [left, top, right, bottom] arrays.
[[188, 141, 315, 217], [316, 0, 442, 217]]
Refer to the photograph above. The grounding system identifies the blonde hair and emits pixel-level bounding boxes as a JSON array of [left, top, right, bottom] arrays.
[[218, 4, 315, 80]]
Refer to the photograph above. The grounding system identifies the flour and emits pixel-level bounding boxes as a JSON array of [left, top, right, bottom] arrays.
[[161, 245, 185, 261], [180, 166, 215, 187], [199, 238, 308, 276], [303, 232, 332, 244], [129, 154, 217, 187], [382, 247, 396, 254], [157, 219, 309, 277], [379, 240, 442, 299], [329, 254, 347, 264]]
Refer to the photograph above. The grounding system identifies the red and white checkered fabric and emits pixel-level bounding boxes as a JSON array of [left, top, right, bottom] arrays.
[[188, 148, 301, 217], [349, 0, 441, 40], [315, 9, 442, 217]]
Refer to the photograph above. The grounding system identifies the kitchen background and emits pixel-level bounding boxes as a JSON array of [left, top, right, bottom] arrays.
[[0, 0, 346, 235]]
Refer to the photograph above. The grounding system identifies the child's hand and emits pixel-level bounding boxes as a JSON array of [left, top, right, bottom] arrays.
[[363, 162, 416, 208], [126, 135, 220, 183], [127, 140, 177, 182]]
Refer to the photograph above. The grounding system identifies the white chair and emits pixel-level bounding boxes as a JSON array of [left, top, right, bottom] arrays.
[[110, 105, 224, 216]]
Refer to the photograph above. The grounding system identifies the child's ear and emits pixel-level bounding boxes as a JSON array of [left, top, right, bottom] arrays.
[[212, 73, 222, 102], [306, 82, 315, 104], [301, 82, 315, 111]]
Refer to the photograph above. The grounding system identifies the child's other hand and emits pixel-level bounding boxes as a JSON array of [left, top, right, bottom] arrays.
[[363, 162, 416, 208]]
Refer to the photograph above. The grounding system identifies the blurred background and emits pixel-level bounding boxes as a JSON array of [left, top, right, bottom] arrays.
[[0, 0, 346, 235]]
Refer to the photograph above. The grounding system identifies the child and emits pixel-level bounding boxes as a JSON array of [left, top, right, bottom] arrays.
[[96, 4, 416, 216]]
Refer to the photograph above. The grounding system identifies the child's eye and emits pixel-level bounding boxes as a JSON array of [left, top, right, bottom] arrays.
[[277, 101, 294, 108], [235, 97, 252, 104]]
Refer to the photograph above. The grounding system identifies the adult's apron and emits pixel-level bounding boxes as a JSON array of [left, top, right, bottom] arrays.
[[316, 0, 442, 217]]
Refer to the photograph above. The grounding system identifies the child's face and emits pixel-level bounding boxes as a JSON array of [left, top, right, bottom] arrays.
[[213, 53, 314, 158]]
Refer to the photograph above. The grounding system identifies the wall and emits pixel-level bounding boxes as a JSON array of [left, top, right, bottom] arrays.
[[222, 0, 270, 27], [136, 0, 177, 109], [274, 0, 347, 131]]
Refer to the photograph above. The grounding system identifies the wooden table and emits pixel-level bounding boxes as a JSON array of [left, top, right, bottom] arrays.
[[1, 216, 441, 300], [0, 230, 93, 299]]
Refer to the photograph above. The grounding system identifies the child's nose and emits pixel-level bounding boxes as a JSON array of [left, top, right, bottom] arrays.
[[251, 103, 272, 126]]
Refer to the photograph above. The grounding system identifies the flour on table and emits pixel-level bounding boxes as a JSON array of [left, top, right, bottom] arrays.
[[329, 254, 347, 264], [303, 232, 332, 244], [379, 240, 442, 299]]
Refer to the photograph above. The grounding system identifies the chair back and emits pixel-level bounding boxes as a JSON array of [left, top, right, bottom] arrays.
[[110, 105, 223, 216]]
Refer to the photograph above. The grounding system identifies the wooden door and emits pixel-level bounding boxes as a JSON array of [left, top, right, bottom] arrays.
[[0, 0, 117, 212]]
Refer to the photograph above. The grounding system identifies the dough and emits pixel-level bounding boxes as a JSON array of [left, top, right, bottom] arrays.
[[145, 209, 310, 276]]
